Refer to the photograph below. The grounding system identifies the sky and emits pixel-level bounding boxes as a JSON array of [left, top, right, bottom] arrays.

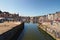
[[0, 0, 60, 16]]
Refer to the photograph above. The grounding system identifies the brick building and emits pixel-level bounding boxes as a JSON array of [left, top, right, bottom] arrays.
[[0, 11, 19, 21]]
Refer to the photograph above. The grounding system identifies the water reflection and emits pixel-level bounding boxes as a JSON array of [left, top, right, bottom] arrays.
[[17, 23, 55, 40], [25, 20, 38, 23]]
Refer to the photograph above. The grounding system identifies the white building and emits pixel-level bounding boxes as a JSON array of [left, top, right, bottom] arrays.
[[48, 14, 53, 21]]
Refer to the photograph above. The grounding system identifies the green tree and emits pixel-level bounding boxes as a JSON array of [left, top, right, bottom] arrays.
[[0, 10, 2, 13]]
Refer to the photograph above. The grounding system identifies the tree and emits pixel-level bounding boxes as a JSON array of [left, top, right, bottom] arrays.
[[3, 12, 9, 14], [0, 10, 2, 13]]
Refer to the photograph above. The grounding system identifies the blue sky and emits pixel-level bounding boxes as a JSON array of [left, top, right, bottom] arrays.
[[0, 0, 60, 16]]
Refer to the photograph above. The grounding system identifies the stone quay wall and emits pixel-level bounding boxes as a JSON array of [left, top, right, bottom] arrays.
[[38, 21, 60, 40], [0, 22, 24, 40]]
